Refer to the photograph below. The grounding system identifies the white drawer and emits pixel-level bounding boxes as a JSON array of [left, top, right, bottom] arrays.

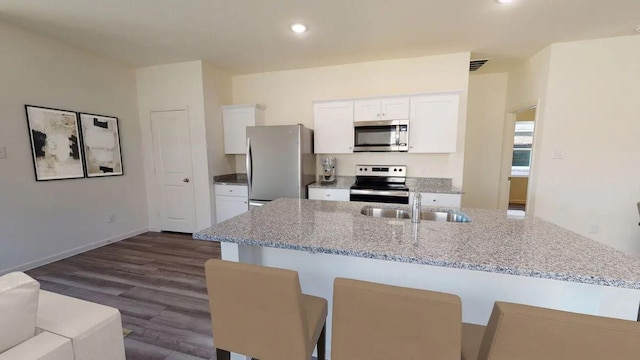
[[414, 192, 461, 208], [215, 184, 248, 197], [308, 188, 350, 202]]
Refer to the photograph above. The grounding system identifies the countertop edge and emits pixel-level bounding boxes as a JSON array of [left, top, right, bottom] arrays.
[[214, 181, 248, 186], [307, 182, 352, 190], [193, 233, 640, 290]]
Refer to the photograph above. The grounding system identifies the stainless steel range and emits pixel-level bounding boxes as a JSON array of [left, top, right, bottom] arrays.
[[349, 165, 410, 204]]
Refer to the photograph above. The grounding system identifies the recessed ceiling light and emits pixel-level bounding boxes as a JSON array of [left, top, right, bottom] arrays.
[[495, 0, 513, 4], [290, 23, 308, 34]]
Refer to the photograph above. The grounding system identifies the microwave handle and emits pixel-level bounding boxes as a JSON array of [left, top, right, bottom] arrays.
[[396, 125, 401, 146], [398, 126, 408, 146]]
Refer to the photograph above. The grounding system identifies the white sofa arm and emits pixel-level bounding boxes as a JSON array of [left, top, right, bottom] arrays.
[[0, 272, 40, 353], [36, 291, 126, 360], [0, 331, 73, 360]]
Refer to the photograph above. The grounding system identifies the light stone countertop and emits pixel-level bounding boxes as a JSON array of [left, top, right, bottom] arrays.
[[194, 198, 640, 290], [307, 176, 355, 190], [213, 173, 247, 185]]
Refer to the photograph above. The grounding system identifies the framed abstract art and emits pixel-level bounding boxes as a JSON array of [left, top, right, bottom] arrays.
[[25, 105, 85, 181], [79, 112, 124, 177]]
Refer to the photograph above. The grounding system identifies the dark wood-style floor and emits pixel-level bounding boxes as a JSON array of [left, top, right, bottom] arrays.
[[508, 202, 526, 211], [26, 232, 220, 360]]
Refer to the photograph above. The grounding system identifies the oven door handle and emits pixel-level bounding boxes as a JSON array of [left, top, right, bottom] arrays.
[[350, 189, 410, 197]]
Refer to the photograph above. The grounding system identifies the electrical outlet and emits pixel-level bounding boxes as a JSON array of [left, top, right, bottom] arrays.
[[0, 147, 6, 159], [589, 224, 599, 234], [108, 214, 116, 223]]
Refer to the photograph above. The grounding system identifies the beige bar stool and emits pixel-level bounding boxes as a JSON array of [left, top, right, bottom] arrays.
[[331, 278, 462, 360], [462, 301, 640, 360], [204, 259, 328, 360]]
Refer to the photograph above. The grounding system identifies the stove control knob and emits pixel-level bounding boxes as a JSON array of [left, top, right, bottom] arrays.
[[394, 169, 397, 172], [399, 169, 403, 172], [359, 168, 363, 171]]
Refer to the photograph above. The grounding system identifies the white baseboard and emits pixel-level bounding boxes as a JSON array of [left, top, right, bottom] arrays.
[[1, 227, 149, 274]]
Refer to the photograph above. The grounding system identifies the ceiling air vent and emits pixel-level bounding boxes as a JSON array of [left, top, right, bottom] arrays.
[[469, 59, 489, 72]]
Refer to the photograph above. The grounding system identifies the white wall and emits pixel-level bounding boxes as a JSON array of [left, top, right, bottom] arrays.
[[136, 61, 213, 231], [462, 73, 509, 209], [533, 36, 640, 253], [0, 21, 148, 273], [231, 53, 471, 187], [503, 47, 552, 212], [202, 61, 235, 225]]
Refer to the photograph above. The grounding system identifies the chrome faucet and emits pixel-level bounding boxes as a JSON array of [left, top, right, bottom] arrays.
[[411, 191, 421, 223]]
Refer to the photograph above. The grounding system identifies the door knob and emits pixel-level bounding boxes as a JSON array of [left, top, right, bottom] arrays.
[[183, 178, 190, 183], [507, 177, 512, 181]]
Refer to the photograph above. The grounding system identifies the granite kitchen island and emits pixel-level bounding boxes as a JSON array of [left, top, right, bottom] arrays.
[[194, 198, 640, 358]]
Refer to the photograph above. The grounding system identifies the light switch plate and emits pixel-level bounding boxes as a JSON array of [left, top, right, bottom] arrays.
[[552, 150, 565, 159], [0, 147, 6, 159]]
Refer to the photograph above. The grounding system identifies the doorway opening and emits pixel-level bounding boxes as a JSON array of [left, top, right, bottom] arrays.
[[509, 117, 535, 212], [498, 106, 537, 216]]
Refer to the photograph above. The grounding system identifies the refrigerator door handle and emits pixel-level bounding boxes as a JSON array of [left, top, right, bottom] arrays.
[[246, 137, 252, 196]]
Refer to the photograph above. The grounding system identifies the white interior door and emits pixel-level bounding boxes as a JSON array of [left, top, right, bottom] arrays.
[[151, 110, 196, 233]]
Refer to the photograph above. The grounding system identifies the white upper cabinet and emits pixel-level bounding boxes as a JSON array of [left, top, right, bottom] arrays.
[[354, 97, 410, 122], [381, 97, 411, 120], [353, 99, 381, 122], [223, 104, 264, 154], [313, 101, 354, 154], [408, 93, 460, 153]]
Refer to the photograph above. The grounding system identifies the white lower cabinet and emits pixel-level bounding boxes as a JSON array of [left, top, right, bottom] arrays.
[[411, 192, 461, 208], [308, 188, 350, 202], [215, 184, 249, 224]]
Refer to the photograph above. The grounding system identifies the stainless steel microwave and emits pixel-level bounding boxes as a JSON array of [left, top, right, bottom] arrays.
[[353, 120, 409, 152]]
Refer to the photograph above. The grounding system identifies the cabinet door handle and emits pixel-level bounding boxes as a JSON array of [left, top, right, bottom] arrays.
[[382, 113, 386, 116], [183, 178, 190, 183]]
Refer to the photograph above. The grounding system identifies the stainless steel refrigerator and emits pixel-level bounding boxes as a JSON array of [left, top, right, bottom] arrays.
[[246, 124, 316, 208]]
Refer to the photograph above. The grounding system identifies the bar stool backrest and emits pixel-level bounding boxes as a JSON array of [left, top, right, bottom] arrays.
[[478, 302, 640, 360], [205, 260, 309, 360], [331, 278, 462, 360]]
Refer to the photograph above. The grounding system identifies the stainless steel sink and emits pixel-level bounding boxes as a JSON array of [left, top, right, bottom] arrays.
[[360, 206, 410, 219], [360, 206, 471, 223], [420, 210, 471, 223]]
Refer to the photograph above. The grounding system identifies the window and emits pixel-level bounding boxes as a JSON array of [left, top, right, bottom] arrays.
[[511, 121, 534, 176]]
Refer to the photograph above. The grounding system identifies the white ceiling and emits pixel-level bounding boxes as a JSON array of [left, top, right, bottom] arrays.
[[0, 0, 638, 75]]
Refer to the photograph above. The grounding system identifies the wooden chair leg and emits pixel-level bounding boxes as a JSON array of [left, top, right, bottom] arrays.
[[316, 322, 326, 360], [216, 348, 231, 360]]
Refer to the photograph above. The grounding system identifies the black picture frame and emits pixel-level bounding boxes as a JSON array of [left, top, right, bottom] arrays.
[[25, 105, 86, 181], [78, 112, 124, 177]]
